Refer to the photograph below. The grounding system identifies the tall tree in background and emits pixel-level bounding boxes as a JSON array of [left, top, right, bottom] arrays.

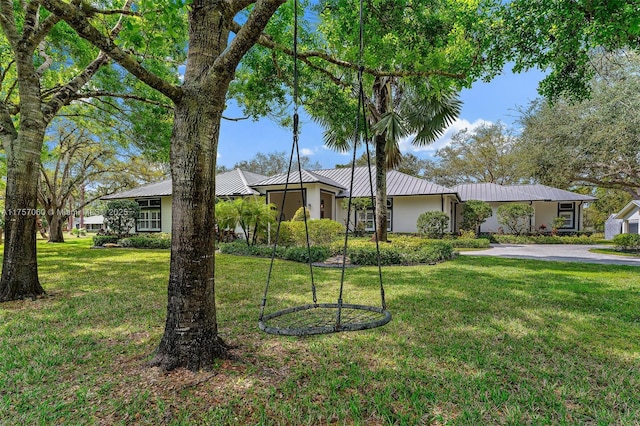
[[497, 0, 639, 101], [518, 53, 640, 196], [232, 150, 322, 175], [39, 123, 166, 242], [423, 122, 527, 187], [0, 1, 132, 301], [0, 1, 180, 301]]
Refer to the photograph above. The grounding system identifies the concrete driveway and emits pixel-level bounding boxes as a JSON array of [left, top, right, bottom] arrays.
[[460, 244, 640, 267]]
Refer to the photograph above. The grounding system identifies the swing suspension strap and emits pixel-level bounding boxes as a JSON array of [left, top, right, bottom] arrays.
[[260, 0, 317, 322]]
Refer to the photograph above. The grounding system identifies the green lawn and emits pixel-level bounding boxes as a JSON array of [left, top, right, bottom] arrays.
[[1, 239, 639, 425]]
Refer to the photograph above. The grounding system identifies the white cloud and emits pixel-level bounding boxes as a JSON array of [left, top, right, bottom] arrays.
[[399, 118, 493, 155], [300, 147, 316, 156]]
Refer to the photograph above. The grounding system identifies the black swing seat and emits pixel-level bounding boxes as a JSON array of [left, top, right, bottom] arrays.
[[259, 303, 391, 336]]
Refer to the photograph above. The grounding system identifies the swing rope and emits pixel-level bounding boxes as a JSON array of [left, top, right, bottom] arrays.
[[258, 0, 390, 336]]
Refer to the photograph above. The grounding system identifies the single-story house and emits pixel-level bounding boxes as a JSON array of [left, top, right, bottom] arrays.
[[102, 169, 267, 233], [453, 183, 595, 233], [79, 215, 105, 232], [103, 168, 594, 235], [612, 200, 640, 236]]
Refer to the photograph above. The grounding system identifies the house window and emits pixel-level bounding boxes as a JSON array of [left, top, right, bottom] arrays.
[[137, 198, 161, 232], [358, 199, 393, 232], [558, 202, 575, 229]]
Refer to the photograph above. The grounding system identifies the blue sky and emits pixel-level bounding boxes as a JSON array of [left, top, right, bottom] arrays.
[[216, 67, 548, 170]]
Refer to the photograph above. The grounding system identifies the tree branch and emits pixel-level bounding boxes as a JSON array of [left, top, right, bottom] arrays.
[[36, 41, 54, 76], [70, 91, 173, 109], [232, 21, 467, 81], [40, 0, 182, 102], [215, 0, 287, 76], [229, 0, 256, 14], [0, 0, 20, 47]]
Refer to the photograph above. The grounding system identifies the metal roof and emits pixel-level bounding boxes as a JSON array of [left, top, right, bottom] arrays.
[[102, 169, 267, 200], [250, 169, 346, 190], [102, 179, 172, 199], [216, 169, 266, 196], [453, 183, 596, 202], [314, 167, 457, 197]]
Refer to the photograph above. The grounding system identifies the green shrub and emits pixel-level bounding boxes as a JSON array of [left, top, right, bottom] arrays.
[[496, 203, 535, 236], [448, 238, 491, 248], [348, 245, 404, 266], [289, 219, 344, 247], [292, 206, 311, 221], [284, 246, 331, 263], [103, 200, 140, 237], [347, 240, 455, 266], [416, 211, 450, 239], [491, 234, 601, 245], [274, 221, 295, 247], [460, 200, 492, 235], [120, 236, 171, 249], [92, 235, 120, 246], [613, 233, 640, 251]]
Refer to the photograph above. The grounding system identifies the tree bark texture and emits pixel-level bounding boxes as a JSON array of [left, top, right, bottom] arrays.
[[372, 77, 389, 242], [149, 0, 286, 371], [0, 49, 46, 301]]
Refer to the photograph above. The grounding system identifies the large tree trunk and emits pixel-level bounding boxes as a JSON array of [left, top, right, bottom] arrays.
[[372, 77, 389, 242], [48, 214, 66, 243], [0, 53, 46, 301], [148, 3, 234, 371]]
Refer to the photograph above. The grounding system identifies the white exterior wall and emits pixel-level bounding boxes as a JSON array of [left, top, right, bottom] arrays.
[[392, 195, 446, 233], [161, 196, 172, 233], [531, 202, 557, 231]]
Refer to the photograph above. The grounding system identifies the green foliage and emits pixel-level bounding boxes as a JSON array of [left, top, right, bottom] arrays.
[[461, 200, 493, 235], [423, 123, 527, 187], [92, 235, 120, 246], [517, 53, 640, 193], [491, 234, 602, 245], [103, 200, 140, 237], [448, 238, 491, 248], [283, 246, 331, 264], [215, 197, 277, 246], [347, 240, 455, 266], [120, 236, 171, 249], [612, 234, 640, 252], [416, 211, 450, 239], [288, 219, 345, 247], [585, 189, 633, 231], [496, 203, 535, 236], [498, 1, 640, 101], [552, 217, 567, 231], [219, 241, 329, 263], [292, 206, 311, 222]]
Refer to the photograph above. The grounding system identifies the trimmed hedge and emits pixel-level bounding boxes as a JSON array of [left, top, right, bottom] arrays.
[[219, 241, 329, 263], [489, 234, 603, 245], [347, 240, 455, 266], [612, 233, 640, 252], [92, 235, 120, 246], [120, 237, 171, 249]]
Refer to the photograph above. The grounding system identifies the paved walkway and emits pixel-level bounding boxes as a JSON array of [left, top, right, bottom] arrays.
[[459, 244, 640, 267]]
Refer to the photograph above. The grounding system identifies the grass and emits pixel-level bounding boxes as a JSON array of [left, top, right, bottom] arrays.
[[590, 247, 640, 258], [1, 239, 639, 425]]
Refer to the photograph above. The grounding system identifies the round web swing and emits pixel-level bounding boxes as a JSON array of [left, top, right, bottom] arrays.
[[258, 0, 390, 336]]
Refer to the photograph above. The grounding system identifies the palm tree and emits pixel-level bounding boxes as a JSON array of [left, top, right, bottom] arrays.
[[320, 76, 461, 242]]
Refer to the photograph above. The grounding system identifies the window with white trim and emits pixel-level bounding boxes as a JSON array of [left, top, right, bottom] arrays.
[[358, 199, 392, 232], [558, 202, 575, 229], [136, 198, 161, 232]]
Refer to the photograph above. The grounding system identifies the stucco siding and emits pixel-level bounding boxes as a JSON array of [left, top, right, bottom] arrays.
[[393, 195, 445, 233], [161, 196, 172, 233]]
